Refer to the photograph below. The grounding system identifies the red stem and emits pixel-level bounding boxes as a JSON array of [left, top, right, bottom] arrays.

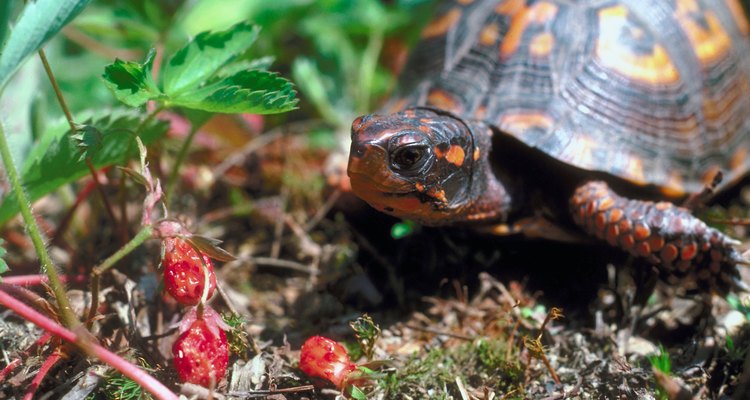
[[23, 351, 62, 400], [2, 274, 87, 286], [0, 288, 178, 400]]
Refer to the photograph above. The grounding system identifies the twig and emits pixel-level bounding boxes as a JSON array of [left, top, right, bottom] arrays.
[[304, 189, 341, 232], [38, 48, 120, 233], [0, 288, 178, 400], [403, 324, 473, 341], [228, 384, 315, 397], [22, 351, 62, 400], [241, 256, 317, 275], [87, 226, 153, 329]]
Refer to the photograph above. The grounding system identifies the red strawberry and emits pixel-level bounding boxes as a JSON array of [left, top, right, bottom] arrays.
[[163, 237, 216, 305], [299, 336, 357, 388], [172, 313, 229, 387]]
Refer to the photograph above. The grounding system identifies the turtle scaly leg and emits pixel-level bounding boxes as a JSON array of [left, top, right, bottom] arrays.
[[569, 181, 745, 294]]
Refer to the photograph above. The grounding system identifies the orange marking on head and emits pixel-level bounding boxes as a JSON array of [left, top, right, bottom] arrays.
[[480, 23, 500, 46], [675, 1, 732, 64], [633, 222, 651, 241], [661, 244, 679, 262], [726, 0, 750, 35], [473, 147, 481, 161], [680, 242, 698, 260], [499, 2, 558, 59], [422, 8, 462, 38], [596, 6, 680, 84], [415, 182, 425, 192], [445, 145, 465, 166], [530, 32, 555, 57], [428, 188, 447, 203], [434, 145, 446, 159], [427, 89, 461, 112]]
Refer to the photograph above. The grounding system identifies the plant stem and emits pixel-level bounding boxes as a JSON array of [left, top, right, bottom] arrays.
[[0, 123, 78, 329], [37, 49, 120, 230], [86, 226, 153, 329], [0, 287, 178, 400], [165, 121, 202, 205]]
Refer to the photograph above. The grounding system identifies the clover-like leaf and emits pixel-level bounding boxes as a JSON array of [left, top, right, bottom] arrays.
[[0, 0, 92, 90], [0, 109, 169, 223], [102, 48, 162, 107], [170, 70, 297, 114], [162, 22, 259, 96]]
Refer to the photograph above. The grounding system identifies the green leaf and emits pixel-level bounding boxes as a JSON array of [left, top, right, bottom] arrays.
[[0, 239, 8, 277], [390, 220, 416, 239], [102, 48, 162, 107], [0, 0, 92, 91], [349, 385, 367, 400], [0, 109, 169, 223], [0, 0, 11, 48], [162, 21, 259, 96], [170, 69, 297, 114]]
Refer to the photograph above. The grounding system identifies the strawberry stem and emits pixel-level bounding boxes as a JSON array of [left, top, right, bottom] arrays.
[[0, 286, 178, 400], [87, 226, 153, 329], [0, 122, 79, 329]]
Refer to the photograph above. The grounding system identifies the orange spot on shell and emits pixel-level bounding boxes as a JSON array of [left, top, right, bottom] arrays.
[[427, 89, 461, 112], [595, 6, 680, 84], [500, 2, 558, 59], [499, 112, 554, 137], [619, 219, 631, 233], [661, 172, 686, 198], [621, 234, 635, 250], [726, 0, 750, 35], [675, 1, 732, 64], [530, 32, 554, 57], [473, 147, 481, 161], [480, 23, 500, 46], [445, 145, 465, 167], [422, 8, 462, 39], [730, 145, 748, 171]]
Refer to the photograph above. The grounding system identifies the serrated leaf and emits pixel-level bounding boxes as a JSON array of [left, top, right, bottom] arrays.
[[188, 235, 236, 262], [0, 0, 92, 90], [0, 239, 8, 276], [102, 48, 162, 107], [162, 22, 259, 96], [0, 109, 169, 223], [170, 70, 297, 114]]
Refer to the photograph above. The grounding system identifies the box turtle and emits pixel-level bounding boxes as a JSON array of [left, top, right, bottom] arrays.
[[347, 0, 750, 294]]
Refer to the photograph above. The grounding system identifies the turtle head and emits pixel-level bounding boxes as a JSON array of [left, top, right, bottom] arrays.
[[347, 107, 511, 226]]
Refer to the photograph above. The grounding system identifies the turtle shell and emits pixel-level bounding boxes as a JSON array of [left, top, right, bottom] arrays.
[[387, 0, 750, 197]]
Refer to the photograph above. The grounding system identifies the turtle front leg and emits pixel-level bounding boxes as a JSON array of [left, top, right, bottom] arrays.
[[569, 181, 745, 294]]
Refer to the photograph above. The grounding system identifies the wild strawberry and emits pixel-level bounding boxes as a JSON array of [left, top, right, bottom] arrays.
[[299, 336, 357, 388], [163, 237, 216, 305], [172, 310, 229, 387]]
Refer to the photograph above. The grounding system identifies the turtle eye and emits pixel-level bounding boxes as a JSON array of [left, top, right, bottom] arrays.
[[391, 144, 429, 173]]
